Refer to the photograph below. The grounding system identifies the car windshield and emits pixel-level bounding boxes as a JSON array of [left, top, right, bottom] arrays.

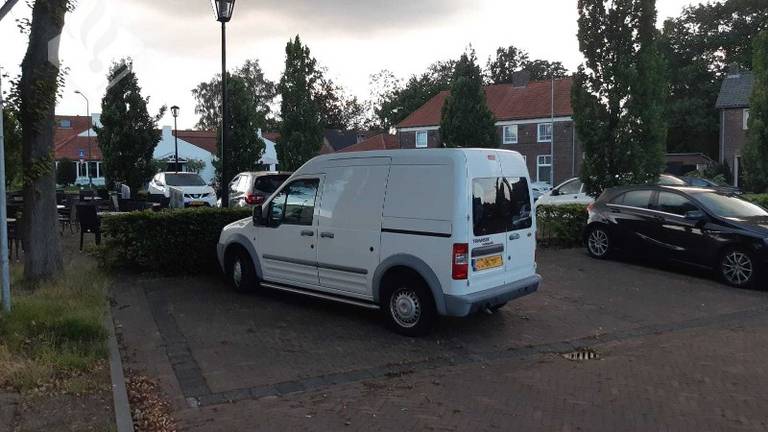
[[165, 174, 206, 187], [694, 193, 768, 218]]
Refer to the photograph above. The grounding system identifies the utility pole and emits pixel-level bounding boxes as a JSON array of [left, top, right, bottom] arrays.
[[0, 0, 19, 313]]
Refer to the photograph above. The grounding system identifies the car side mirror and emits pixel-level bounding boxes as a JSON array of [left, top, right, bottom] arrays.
[[685, 210, 706, 222], [156, 181, 165, 187], [551, 189, 560, 196]]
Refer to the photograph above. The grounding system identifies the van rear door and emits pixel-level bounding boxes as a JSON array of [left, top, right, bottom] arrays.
[[469, 158, 508, 293], [499, 152, 536, 284]]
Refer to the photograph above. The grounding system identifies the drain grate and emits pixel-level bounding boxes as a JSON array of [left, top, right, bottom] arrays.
[[562, 348, 600, 361]]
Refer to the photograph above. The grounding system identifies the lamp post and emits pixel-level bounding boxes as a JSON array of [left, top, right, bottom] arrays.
[[212, 0, 235, 208], [74, 90, 92, 189], [171, 105, 180, 172]]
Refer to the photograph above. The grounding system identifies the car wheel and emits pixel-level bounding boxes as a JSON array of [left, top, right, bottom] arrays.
[[384, 283, 436, 337], [719, 248, 758, 288], [227, 248, 257, 293], [586, 225, 612, 259]]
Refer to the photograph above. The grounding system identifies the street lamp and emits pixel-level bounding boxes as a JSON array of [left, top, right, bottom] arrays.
[[74, 90, 92, 189], [212, 0, 236, 208], [171, 105, 180, 173]]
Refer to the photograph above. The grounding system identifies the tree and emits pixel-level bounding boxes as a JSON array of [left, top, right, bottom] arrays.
[[95, 60, 165, 194], [661, 0, 768, 155], [573, 0, 666, 196], [55, 157, 76, 186], [276, 36, 324, 171], [192, 59, 276, 131], [487, 45, 569, 84], [314, 72, 367, 130], [186, 159, 206, 174], [370, 60, 456, 131], [743, 31, 768, 193], [2, 106, 22, 188], [440, 51, 497, 148], [18, 0, 74, 281], [213, 74, 266, 186]]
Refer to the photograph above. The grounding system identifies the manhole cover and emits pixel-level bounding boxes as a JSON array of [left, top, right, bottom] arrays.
[[562, 348, 600, 361]]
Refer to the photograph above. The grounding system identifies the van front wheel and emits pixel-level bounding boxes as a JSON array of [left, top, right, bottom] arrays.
[[384, 284, 436, 337]]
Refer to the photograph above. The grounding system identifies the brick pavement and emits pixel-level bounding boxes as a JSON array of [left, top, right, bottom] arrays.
[[111, 249, 768, 431]]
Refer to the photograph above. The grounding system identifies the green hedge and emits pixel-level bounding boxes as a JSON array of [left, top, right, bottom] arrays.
[[536, 204, 589, 247], [744, 194, 768, 209], [100, 207, 252, 275]]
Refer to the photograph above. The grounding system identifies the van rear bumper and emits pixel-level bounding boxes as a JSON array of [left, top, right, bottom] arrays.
[[443, 275, 541, 317]]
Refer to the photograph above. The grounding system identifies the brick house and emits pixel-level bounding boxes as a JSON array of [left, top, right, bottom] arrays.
[[715, 69, 753, 187], [394, 77, 581, 185]]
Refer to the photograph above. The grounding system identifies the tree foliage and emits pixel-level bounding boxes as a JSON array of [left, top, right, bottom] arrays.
[[487, 46, 569, 83], [440, 50, 497, 148], [573, 0, 667, 196], [55, 157, 76, 186], [95, 60, 165, 193], [661, 0, 768, 154], [192, 59, 276, 131], [369, 60, 456, 131], [276, 36, 324, 171], [314, 71, 367, 130], [2, 107, 23, 188], [212, 74, 266, 186], [743, 31, 768, 193]]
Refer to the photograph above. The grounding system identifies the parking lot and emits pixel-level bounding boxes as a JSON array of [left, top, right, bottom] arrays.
[[112, 248, 768, 431]]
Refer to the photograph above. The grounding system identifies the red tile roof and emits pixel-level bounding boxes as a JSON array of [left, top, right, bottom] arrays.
[[397, 78, 574, 129], [54, 134, 102, 160], [263, 132, 280, 142], [174, 130, 218, 154], [54, 115, 92, 144], [338, 133, 399, 153]]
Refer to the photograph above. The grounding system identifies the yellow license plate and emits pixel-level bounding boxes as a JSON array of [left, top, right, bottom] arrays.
[[190, 201, 206, 207], [473, 255, 503, 271]]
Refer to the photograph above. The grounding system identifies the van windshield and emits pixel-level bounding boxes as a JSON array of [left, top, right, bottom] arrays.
[[472, 177, 532, 236]]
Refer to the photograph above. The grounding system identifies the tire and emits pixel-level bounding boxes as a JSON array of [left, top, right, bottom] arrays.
[[226, 248, 257, 293], [586, 225, 612, 259], [719, 247, 759, 289], [383, 282, 437, 337]]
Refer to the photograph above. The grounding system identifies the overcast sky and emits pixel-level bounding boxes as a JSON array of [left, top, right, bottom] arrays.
[[1, 0, 705, 129]]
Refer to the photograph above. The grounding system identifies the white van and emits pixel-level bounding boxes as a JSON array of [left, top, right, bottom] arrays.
[[217, 149, 541, 336]]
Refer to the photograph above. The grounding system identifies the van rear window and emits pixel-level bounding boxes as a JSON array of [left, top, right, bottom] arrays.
[[472, 177, 532, 236]]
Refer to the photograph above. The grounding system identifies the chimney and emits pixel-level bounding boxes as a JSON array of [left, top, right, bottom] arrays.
[[512, 70, 530, 88], [162, 126, 173, 143]]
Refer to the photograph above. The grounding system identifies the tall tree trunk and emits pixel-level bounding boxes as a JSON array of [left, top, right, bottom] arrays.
[[19, 0, 70, 282]]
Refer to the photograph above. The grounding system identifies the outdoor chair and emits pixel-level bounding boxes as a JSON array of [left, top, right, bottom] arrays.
[[7, 217, 22, 261], [56, 189, 65, 205], [59, 198, 78, 234], [76, 204, 100, 251]]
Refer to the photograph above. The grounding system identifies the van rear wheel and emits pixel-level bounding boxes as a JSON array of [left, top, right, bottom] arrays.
[[384, 283, 436, 337]]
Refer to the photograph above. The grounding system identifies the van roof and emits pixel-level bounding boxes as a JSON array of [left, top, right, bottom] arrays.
[[301, 148, 526, 171]]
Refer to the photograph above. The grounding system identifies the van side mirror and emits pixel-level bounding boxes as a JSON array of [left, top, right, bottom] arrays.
[[252, 204, 264, 226]]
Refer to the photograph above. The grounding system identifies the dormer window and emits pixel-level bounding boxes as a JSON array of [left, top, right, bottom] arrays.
[[59, 119, 72, 128]]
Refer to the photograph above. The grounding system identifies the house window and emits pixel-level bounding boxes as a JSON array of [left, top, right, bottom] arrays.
[[538, 123, 553, 142], [502, 125, 518, 144], [77, 162, 87, 178], [59, 119, 71, 128], [415, 131, 428, 148], [744, 109, 750, 130], [537, 155, 553, 185]]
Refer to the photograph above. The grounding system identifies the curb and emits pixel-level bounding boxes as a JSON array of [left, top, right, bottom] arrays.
[[105, 310, 134, 432]]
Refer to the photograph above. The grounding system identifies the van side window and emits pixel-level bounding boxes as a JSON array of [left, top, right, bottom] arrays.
[[270, 179, 319, 226], [472, 177, 532, 236]]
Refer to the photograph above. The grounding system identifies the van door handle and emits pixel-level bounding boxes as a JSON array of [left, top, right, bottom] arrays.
[[301, 230, 314, 237], [321, 232, 335, 239]]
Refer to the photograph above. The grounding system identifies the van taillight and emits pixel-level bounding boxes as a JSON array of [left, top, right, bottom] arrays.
[[452, 243, 469, 280]]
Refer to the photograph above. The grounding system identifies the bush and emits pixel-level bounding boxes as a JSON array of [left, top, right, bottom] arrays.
[[536, 204, 589, 247], [100, 207, 252, 275], [744, 194, 768, 209]]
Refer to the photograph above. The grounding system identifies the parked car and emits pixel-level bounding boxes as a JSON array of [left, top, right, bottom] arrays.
[[531, 182, 553, 201], [585, 185, 768, 288], [217, 149, 541, 336], [535, 178, 593, 207], [228, 172, 291, 208], [148, 172, 217, 207], [657, 174, 688, 186], [680, 176, 743, 195]]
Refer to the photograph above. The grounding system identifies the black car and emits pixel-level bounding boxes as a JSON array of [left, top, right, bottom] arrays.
[[584, 185, 768, 288]]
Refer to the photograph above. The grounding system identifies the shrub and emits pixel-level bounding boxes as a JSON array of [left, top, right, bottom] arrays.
[[744, 194, 768, 209], [100, 207, 252, 275], [536, 204, 589, 247]]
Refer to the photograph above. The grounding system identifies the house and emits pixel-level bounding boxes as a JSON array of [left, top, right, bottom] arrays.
[[319, 129, 372, 154], [394, 75, 580, 186], [337, 133, 399, 153], [53, 114, 279, 186], [715, 68, 753, 187], [665, 153, 715, 176]]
